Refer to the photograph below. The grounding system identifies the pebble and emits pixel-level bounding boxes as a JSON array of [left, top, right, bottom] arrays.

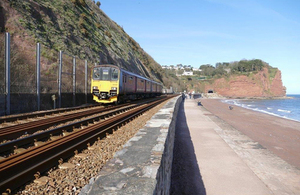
[[17, 102, 166, 194]]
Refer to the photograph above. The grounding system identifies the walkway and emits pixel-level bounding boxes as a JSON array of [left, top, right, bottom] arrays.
[[171, 98, 272, 195]]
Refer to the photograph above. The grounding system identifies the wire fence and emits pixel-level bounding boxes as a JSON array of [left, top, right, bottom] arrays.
[[10, 35, 36, 93], [0, 32, 95, 116], [40, 46, 59, 93], [0, 33, 4, 116], [0, 33, 4, 95]]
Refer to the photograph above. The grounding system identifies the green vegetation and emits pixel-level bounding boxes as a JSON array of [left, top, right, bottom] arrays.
[[162, 59, 279, 93], [1, 0, 170, 88], [2, 0, 277, 94], [268, 67, 278, 79], [198, 59, 268, 78]]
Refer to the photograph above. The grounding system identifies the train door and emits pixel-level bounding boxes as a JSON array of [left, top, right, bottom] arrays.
[[134, 76, 137, 93], [123, 74, 127, 94]]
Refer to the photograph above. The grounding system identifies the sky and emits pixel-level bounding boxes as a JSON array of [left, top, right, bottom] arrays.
[[99, 0, 300, 94]]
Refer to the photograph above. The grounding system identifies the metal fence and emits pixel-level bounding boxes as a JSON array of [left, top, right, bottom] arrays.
[[1, 32, 94, 116], [0, 33, 4, 116]]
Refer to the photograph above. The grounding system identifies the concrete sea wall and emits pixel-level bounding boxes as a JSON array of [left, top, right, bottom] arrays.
[[80, 96, 182, 195]]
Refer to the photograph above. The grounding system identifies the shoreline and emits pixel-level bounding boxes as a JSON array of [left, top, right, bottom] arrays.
[[199, 98, 300, 169], [225, 96, 294, 100], [201, 93, 294, 100], [220, 98, 300, 123]]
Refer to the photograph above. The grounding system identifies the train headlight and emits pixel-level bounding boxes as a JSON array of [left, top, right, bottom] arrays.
[[93, 86, 98, 89], [111, 87, 117, 90]]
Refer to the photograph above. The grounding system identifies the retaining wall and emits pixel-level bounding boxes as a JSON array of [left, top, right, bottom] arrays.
[[80, 95, 182, 195]]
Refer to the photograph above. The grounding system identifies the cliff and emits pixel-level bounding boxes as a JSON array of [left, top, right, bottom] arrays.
[[202, 67, 286, 98], [0, 0, 176, 86]]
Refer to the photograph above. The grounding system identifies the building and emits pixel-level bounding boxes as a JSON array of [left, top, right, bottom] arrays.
[[182, 70, 193, 76]]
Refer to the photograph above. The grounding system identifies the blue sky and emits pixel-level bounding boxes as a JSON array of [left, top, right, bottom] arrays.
[[99, 0, 300, 94]]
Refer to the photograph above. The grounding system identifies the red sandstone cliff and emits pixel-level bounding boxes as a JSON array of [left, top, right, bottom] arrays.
[[203, 68, 286, 98]]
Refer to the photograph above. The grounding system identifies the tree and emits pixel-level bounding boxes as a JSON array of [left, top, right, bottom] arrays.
[[200, 64, 215, 77], [96, 1, 101, 7]]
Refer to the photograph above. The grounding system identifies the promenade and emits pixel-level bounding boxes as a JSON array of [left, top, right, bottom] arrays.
[[171, 97, 300, 195]]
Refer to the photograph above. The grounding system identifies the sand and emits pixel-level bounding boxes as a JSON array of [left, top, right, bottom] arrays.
[[200, 98, 300, 169]]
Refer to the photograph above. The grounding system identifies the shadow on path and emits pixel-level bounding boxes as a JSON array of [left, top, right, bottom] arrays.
[[170, 100, 206, 195]]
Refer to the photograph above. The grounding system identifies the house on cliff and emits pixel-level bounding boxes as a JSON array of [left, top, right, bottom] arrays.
[[182, 70, 193, 76]]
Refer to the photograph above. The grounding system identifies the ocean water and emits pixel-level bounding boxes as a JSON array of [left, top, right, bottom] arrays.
[[222, 95, 300, 122]]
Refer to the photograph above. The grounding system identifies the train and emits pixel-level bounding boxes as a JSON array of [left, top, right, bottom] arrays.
[[91, 64, 163, 104]]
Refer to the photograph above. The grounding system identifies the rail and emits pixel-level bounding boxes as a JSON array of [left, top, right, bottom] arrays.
[[0, 96, 173, 192]]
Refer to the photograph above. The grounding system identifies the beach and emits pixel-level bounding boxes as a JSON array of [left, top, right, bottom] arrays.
[[200, 98, 300, 169]]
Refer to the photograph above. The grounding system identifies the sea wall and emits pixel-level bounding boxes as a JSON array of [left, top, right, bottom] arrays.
[[80, 96, 182, 195]]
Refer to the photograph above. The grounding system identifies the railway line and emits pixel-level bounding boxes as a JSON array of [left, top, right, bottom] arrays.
[[0, 102, 133, 156], [0, 104, 101, 125], [0, 103, 130, 142], [0, 95, 174, 193]]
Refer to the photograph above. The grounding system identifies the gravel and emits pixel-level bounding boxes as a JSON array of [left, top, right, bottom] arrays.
[[17, 102, 166, 195]]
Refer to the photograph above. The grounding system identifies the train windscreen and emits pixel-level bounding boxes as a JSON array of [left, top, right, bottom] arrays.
[[93, 67, 119, 81]]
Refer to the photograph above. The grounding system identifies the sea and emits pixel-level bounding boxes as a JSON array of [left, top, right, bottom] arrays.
[[222, 94, 300, 122]]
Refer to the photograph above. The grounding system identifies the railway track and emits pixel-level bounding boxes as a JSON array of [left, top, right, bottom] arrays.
[[0, 104, 101, 125], [0, 103, 133, 156], [0, 96, 174, 193], [0, 103, 129, 142]]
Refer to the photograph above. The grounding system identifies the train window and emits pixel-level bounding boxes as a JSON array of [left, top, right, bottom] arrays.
[[93, 67, 119, 81], [102, 68, 109, 80], [111, 68, 119, 80], [141, 80, 144, 83], [129, 77, 133, 80], [93, 67, 102, 79]]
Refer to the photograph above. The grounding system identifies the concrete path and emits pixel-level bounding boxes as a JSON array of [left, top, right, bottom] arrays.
[[171, 98, 273, 195]]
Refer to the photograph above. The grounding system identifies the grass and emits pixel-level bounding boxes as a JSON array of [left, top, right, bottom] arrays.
[[2, 0, 183, 92]]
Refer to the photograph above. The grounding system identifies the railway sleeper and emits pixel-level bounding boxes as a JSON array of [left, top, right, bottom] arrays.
[[0, 96, 170, 193]]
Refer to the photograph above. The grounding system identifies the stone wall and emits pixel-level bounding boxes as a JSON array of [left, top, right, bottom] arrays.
[[80, 96, 182, 195], [154, 96, 181, 194]]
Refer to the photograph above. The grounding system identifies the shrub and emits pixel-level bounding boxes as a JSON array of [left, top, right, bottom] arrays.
[[104, 30, 112, 38], [78, 18, 85, 28], [80, 28, 88, 37], [80, 13, 87, 21], [71, 0, 86, 6], [96, 23, 102, 29], [96, 1, 101, 7], [79, 0, 86, 6]]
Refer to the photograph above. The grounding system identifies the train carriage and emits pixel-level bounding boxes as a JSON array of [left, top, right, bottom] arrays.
[[91, 64, 162, 104]]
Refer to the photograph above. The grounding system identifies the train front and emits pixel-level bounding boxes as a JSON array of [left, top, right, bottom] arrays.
[[91, 65, 119, 103]]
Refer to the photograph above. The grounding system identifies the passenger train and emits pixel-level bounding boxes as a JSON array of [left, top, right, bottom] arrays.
[[91, 64, 163, 104]]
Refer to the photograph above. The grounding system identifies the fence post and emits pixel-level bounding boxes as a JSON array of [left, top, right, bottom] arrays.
[[73, 56, 76, 107], [5, 32, 10, 115], [85, 60, 88, 104], [58, 50, 62, 108], [36, 43, 41, 111]]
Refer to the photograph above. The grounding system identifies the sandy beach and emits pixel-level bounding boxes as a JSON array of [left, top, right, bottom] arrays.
[[200, 98, 300, 169]]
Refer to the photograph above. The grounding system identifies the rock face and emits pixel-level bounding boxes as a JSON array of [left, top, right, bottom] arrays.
[[204, 68, 286, 98], [0, 0, 163, 81]]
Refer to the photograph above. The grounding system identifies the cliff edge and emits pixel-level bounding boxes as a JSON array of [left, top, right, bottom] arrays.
[[203, 67, 286, 98]]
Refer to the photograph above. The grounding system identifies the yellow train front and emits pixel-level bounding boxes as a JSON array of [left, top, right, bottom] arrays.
[[91, 64, 119, 104], [91, 64, 162, 104]]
